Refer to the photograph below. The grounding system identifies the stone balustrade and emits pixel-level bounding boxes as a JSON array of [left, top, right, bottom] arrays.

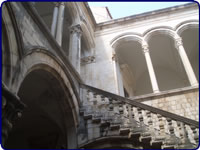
[[78, 84, 199, 149]]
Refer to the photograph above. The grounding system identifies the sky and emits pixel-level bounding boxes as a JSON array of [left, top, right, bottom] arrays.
[[88, 2, 192, 19]]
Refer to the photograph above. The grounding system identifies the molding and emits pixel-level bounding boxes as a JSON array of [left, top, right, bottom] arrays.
[[81, 56, 95, 64], [6, 3, 24, 59], [96, 3, 197, 28]]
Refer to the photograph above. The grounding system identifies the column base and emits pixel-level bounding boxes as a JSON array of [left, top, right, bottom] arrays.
[[153, 90, 160, 94], [191, 83, 199, 88]]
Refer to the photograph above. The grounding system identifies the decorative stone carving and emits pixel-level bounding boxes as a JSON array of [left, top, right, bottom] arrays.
[[175, 37, 183, 47], [112, 53, 116, 61], [58, 2, 65, 6], [2, 83, 26, 146], [80, 15, 87, 25], [81, 56, 95, 64], [70, 24, 82, 37], [55, 2, 59, 7], [142, 43, 149, 53]]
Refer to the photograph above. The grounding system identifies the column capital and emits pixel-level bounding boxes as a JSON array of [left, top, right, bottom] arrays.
[[70, 24, 82, 36], [142, 43, 149, 53], [175, 37, 183, 48], [112, 53, 117, 61], [81, 56, 95, 64], [58, 2, 65, 6], [54, 2, 59, 7]]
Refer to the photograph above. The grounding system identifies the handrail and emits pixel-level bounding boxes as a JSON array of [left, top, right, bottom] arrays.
[[80, 83, 199, 128]]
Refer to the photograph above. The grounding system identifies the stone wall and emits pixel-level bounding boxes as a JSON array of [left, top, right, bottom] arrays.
[[140, 87, 199, 121]]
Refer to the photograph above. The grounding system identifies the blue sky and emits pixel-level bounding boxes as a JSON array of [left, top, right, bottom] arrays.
[[88, 2, 192, 19]]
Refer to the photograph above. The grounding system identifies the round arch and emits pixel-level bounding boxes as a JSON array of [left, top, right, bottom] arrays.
[[80, 137, 142, 149], [110, 33, 143, 49], [6, 49, 80, 148], [176, 20, 199, 35], [176, 21, 199, 82], [146, 28, 190, 91], [2, 4, 22, 88], [80, 20, 95, 50], [11, 49, 80, 127], [110, 33, 152, 96], [144, 27, 176, 43]]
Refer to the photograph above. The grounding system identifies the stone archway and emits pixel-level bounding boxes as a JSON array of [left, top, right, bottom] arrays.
[[178, 24, 199, 82], [5, 68, 77, 149], [146, 30, 190, 91], [111, 34, 152, 97]]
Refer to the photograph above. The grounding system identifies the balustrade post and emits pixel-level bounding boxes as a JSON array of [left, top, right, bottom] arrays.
[[146, 111, 153, 132], [166, 118, 175, 135], [191, 126, 199, 145], [158, 114, 165, 136]]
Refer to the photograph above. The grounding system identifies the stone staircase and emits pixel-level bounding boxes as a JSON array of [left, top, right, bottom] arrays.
[[78, 84, 199, 149]]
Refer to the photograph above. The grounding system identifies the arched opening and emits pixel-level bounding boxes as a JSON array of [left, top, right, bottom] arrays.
[[5, 69, 76, 149], [115, 40, 152, 97], [148, 33, 190, 91], [179, 27, 199, 81]]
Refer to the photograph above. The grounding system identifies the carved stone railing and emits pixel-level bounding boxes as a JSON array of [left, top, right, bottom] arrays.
[[2, 83, 26, 146], [78, 84, 199, 149]]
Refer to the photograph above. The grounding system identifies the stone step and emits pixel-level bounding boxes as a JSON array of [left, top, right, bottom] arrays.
[[100, 121, 110, 128], [162, 145, 175, 149], [92, 118, 101, 124], [110, 125, 120, 131], [84, 114, 92, 120], [140, 136, 152, 143], [151, 140, 163, 149], [119, 128, 130, 136]]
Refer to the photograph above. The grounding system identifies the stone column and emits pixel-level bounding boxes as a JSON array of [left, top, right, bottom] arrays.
[[68, 24, 82, 73], [175, 36, 198, 87], [55, 2, 65, 46], [112, 52, 125, 96], [51, 3, 59, 37], [142, 42, 160, 93]]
